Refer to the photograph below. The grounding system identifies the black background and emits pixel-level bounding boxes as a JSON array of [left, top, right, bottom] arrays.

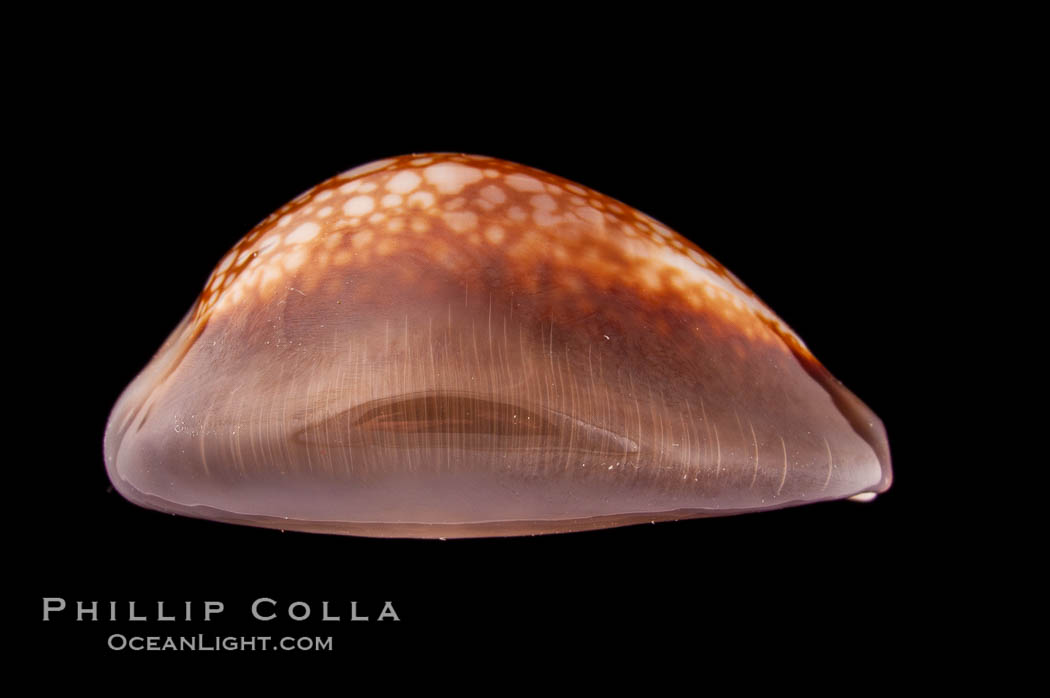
[[21, 54, 944, 673]]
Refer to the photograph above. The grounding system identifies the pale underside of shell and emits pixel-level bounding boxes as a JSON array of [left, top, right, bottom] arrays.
[[104, 153, 891, 538]]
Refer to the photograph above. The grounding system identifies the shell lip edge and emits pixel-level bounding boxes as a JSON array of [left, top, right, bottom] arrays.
[[90, 487, 864, 539]]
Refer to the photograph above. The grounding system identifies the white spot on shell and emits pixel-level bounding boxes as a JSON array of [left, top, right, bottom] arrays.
[[506, 173, 545, 192], [352, 230, 374, 249], [381, 194, 403, 208], [531, 195, 559, 226], [407, 191, 435, 208], [531, 194, 557, 211], [261, 266, 282, 288], [444, 211, 478, 232], [424, 163, 483, 194], [317, 206, 334, 218], [343, 196, 375, 216], [637, 265, 661, 289], [286, 222, 320, 245], [480, 185, 506, 204], [534, 210, 560, 226], [686, 248, 707, 266], [575, 206, 603, 225], [386, 171, 422, 194], [653, 223, 674, 240], [484, 225, 505, 244], [283, 248, 307, 272]]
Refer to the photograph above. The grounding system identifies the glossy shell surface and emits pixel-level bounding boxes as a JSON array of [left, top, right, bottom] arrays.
[[104, 153, 891, 538]]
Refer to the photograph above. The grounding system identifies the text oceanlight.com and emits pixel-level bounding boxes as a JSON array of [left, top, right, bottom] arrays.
[[107, 634, 334, 652]]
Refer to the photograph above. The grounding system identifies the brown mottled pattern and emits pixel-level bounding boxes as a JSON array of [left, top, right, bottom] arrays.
[[193, 153, 800, 353]]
